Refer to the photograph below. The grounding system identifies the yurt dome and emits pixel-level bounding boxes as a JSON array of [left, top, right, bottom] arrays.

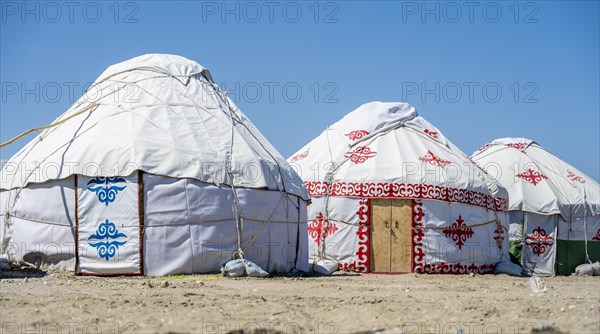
[[0, 54, 310, 276], [288, 102, 510, 274], [471, 138, 600, 275]]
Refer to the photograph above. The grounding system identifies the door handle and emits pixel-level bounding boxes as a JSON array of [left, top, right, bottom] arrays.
[[395, 221, 399, 229], [385, 221, 389, 229]]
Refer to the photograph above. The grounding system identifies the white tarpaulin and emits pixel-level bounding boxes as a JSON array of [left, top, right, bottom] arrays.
[[77, 174, 142, 275]]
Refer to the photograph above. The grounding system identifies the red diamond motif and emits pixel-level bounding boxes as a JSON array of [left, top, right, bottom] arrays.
[[443, 215, 474, 250], [308, 212, 338, 246], [525, 226, 554, 256], [493, 225, 505, 251], [516, 168, 548, 186]]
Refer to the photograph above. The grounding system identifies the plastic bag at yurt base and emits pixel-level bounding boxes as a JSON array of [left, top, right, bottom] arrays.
[[529, 276, 547, 294], [221, 259, 246, 277], [313, 259, 339, 275], [244, 260, 269, 277], [221, 259, 269, 277], [574, 262, 600, 276], [494, 261, 523, 277]]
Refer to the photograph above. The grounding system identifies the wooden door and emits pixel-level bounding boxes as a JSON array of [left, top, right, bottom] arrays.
[[371, 199, 392, 272], [390, 199, 412, 272], [370, 198, 413, 273]]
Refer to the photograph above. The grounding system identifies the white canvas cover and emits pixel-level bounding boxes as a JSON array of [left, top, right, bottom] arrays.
[[471, 138, 600, 275], [471, 138, 600, 218], [1, 54, 307, 201], [289, 102, 510, 274], [0, 54, 309, 275]]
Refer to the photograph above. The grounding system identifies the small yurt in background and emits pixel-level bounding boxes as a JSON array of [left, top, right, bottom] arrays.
[[471, 138, 600, 276], [288, 102, 510, 274], [0, 54, 310, 276]]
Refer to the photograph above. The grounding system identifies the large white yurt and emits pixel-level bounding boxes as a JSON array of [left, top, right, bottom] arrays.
[[471, 138, 600, 276], [0, 54, 310, 276], [288, 102, 510, 274]]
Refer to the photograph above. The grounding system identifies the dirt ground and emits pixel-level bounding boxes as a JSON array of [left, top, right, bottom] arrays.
[[0, 268, 598, 334]]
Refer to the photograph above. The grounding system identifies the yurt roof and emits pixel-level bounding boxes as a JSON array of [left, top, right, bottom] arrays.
[[1, 54, 308, 200], [471, 137, 600, 218], [289, 102, 508, 211]]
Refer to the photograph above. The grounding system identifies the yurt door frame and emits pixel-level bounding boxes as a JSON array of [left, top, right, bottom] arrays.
[[370, 198, 413, 273], [74, 171, 144, 276]]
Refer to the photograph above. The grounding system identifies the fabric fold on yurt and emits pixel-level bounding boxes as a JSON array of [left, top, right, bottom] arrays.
[[471, 138, 600, 276], [288, 102, 510, 274], [0, 54, 309, 276]]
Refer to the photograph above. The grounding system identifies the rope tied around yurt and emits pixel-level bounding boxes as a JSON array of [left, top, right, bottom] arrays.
[[0, 102, 99, 148]]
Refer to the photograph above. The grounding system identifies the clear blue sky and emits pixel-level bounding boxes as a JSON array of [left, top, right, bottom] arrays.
[[1, 1, 599, 181]]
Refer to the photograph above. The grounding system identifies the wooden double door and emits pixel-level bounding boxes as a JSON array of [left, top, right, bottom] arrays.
[[370, 199, 413, 273]]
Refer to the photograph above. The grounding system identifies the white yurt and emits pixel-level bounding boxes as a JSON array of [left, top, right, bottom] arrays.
[[471, 138, 600, 276], [0, 54, 310, 276], [288, 102, 510, 274]]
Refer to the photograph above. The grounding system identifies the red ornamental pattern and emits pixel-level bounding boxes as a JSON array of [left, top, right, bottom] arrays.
[[308, 212, 339, 246], [419, 150, 452, 168], [344, 146, 377, 164], [592, 229, 600, 241], [493, 224, 505, 251], [345, 130, 370, 141], [424, 129, 439, 139], [525, 226, 554, 256], [507, 143, 527, 150], [290, 148, 310, 162], [304, 181, 509, 212], [412, 200, 426, 272], [478, 143, 492, 151], [566, 170, 585, 184], [516, 168, 548, 186], [443, 215, 474, 250], [339, 199, 371, 273], [418, 263, 495, 275]]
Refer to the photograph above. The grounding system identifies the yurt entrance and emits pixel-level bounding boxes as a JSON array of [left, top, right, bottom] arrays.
[[75, 173, 144, 276], [370, 198, 413, 273]]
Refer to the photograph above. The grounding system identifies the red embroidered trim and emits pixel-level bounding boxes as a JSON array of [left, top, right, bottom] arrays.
[[339, 199, 371, 273], [304, 181, 508, 211]]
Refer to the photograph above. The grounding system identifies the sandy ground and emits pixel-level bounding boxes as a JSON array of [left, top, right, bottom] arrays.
[[0, 268, 598, 334]]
